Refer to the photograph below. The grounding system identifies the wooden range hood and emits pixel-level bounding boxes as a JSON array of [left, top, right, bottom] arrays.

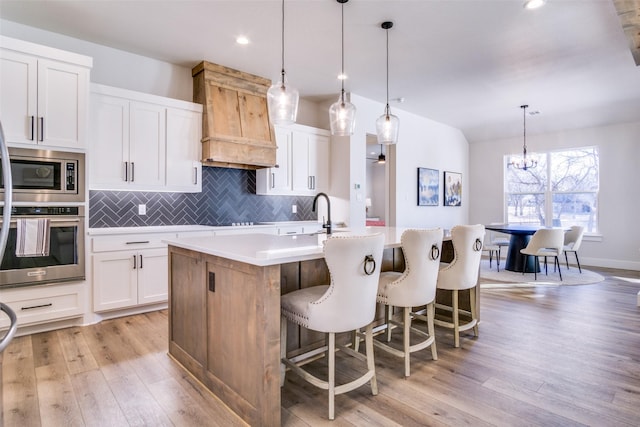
[[192, 61, 276, 170]]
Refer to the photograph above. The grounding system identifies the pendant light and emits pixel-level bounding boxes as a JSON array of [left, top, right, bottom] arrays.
[[375, 21, 399, 145], [376, 144, 386, 164], [509, 105, 537, 171], [267, 0, 299, 125], [329, 0, 356, 136]]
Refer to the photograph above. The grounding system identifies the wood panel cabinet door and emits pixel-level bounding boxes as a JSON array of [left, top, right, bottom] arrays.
[[137, 248, 169, 305], [93, 251, 138, 312], [129, 101, 166, 189], [90, 93, 130, 189], [166, 107, 202, 192]]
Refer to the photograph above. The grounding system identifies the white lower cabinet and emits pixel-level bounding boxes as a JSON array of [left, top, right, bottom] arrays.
[[92, 233, 173, 312], [0, 282, 84, 329]]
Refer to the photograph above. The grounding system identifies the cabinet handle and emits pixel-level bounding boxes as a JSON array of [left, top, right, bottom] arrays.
[[308, 176, 312, 190], [125, 241, 150, 245], [208, 272, 215, 293], [30, 116, 35, 140], [271, 173, 275, 188], [21, 303, 52, 311], [123, 162, 128, 182], [133, 254, 137, 269], [39, 117, 44, 141], [194, 167, 198, 185], [139, 254, 143, 269], [131, 162, 135, 182]]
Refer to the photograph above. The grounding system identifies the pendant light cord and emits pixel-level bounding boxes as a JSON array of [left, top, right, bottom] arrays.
[[522, 104, 528, 158], [385, 25, 390, 115], [280, 0, 285, 82], [340, 1, 346, 103]]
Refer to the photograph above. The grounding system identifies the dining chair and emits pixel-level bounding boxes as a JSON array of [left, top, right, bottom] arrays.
[[483, 237, 502, 271], [372, 228, 443, 377], [519, 228, 564, 280], [563, 225, 585, 273], [280, 233, 385, 420], [434, 224, 485, 348]]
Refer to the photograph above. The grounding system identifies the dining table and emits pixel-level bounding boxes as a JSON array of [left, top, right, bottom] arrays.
[[485, 223, 545, 272]]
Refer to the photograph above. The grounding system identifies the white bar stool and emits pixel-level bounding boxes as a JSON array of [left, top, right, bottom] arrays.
[[280, 233, 385, 420]]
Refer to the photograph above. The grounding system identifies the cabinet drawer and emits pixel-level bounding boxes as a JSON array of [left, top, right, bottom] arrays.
[[91, 233, 174, 252], [0, 283, 84, 329], [277, 225, 305, 235]]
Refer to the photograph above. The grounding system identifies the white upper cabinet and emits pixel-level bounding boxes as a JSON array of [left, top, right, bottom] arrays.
[[256, 124, 330, 196], [89, 84, 202, 192], [0, 36, 91, 150], [166, 107, 202, 192]]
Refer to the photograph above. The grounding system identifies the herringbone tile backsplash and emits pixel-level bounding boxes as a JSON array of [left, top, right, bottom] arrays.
[[89, 167, 316, 228]]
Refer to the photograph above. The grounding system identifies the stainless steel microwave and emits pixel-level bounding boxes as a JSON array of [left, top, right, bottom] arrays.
[[0, 147, 85, 203]]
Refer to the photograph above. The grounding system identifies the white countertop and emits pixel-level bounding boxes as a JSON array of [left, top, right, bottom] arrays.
[[164, 226, 408, 266], [87, 223, 276, 235]]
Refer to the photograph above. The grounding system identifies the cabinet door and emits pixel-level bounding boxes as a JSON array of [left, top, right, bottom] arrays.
[[137, 248, 169, 305], [291, 129, 311, 193], [0, 50, 38, 144], [271, 127, 292, 192], [37, 59, 88, 149], [308, 133, 330, 192], [166, 107, 202, 192], [93, 251, 138, 312], [129, 101, 166, 189], [90, 94, 130, 189]]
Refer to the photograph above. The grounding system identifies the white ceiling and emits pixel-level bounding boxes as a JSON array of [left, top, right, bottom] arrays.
[[2, 0, 640, 143]]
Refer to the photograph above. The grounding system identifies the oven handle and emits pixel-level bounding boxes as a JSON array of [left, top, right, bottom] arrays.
[[1, 218, 82, 226]]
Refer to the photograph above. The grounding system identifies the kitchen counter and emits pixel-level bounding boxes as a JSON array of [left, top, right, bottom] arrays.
[[163, 226, 400, 266]]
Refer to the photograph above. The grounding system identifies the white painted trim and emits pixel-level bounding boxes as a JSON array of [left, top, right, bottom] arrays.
[[91, 82, 202, 112], [580, 256, 640, 271], [1, 35, 93, 67]]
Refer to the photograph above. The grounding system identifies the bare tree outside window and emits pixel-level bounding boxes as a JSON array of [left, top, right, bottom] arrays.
[[505, 147, 599, 232]]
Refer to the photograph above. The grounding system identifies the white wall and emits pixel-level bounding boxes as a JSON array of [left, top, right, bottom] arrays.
[[469, 120, 640, 270], [330, 94, 469, 230]]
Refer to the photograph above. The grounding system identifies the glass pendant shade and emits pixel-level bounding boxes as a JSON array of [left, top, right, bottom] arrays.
[[267, 75, 299, 125], [329, 92, 356, 136], [267, 0, 298, 126], [376, 21, 399, 145], [376, 107, 399, 145]]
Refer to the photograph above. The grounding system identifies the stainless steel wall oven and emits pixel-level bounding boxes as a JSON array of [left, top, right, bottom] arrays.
[[0, 206, 85, 288]]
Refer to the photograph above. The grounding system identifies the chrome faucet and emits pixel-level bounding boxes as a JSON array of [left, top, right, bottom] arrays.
[[312, 192, 332, 235]]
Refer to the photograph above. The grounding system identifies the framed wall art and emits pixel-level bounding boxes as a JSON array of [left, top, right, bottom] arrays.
[[417, 167, 439, 206], [443, 171, 462, 206]]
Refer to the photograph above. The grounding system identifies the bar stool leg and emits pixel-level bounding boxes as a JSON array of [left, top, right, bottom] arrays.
[[403, 307, 411, 377], [452, 289, 460, 348], [328, 332, 336, 420], [427, 302, 438, 361], [365, 323, 378, 395]]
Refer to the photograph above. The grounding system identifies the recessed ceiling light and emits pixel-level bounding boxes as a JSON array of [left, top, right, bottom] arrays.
[[524, 0, 546, 10], [338, 73, 347, 80], [236, 36, 250, 45]]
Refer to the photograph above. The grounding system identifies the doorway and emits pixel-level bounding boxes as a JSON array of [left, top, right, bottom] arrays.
[[365, 134, 387, 226]]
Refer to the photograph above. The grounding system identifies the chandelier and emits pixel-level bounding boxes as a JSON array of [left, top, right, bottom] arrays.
[[509, 104, 537, 171]]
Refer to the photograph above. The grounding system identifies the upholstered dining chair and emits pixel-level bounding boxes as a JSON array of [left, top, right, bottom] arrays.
[[519, 228, 564, 281], [483, 237, 502, 272], [372, 228, 443, 377], [563, 225, 585, 273], [435, 224, 485, 348], [280, 233, 385, 421]]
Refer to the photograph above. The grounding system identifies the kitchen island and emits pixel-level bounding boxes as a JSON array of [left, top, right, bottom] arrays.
[[164, 227, 474, 426]]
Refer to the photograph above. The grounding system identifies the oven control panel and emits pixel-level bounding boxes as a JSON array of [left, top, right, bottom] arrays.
[[1, 206, 82, 216]]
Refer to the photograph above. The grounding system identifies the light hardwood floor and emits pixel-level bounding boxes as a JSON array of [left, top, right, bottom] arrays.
[[2, 266, 639, 426]]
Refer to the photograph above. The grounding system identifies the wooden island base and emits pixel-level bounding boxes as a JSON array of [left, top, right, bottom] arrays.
[[167, 238, 474, 426]]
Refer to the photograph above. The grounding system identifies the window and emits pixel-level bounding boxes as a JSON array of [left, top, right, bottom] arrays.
[[505, 147, 599, 233]]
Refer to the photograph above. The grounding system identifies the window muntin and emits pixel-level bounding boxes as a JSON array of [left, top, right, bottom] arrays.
[[505, 147, 599, 232]]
